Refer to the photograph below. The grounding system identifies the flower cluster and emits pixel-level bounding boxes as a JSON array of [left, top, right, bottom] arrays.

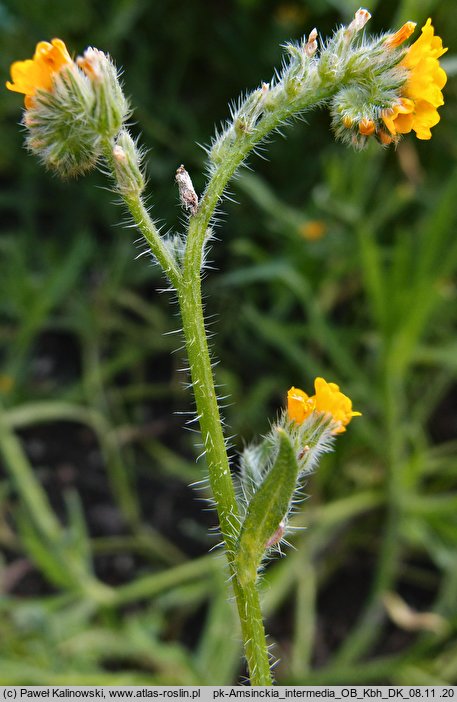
[[5, 38, 129, 177], [330, 17, 447, 148], [382, 19, 447, 141], [6, 12, 447, 180], [288, 378, 361, 434]]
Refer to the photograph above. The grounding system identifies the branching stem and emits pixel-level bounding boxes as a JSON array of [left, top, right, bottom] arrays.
[[104, 64, 345, 685]]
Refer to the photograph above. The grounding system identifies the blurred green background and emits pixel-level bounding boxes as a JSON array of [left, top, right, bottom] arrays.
[[1, 0, 457, 686]]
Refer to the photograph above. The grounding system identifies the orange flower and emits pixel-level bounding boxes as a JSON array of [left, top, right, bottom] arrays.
[[383, 19, 447, 140], [359, 118, 376, 136], [313, 377, 361, 433], [6, 39, 72, 108], [287, 386, 315, 423], [288, 378, 360, 434], [299, 220, 326, 241], [384, 21, 417, 49]]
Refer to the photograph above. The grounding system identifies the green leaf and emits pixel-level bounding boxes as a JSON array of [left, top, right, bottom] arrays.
[[64, 489, 92, 569], [15, 508, 74, 590], [235, 428, 299, 586]]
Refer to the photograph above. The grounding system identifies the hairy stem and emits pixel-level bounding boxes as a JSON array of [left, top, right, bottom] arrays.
[[178, 254, 272, 685], [107, 66, 345, 684], [102, 139, 182, 289]]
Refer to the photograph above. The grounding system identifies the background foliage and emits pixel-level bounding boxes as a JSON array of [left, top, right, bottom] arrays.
[[0, 0, 456, 686]]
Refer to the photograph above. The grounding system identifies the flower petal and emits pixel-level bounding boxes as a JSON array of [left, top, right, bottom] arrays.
[[6, 38, 72, 106]]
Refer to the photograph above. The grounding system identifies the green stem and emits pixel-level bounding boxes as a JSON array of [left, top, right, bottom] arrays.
[[102, 139, 182, 289], [236, 580, 273, 685], [178, 284, 239, 550], [123, 193, 182, 289], [178, 269, 272, 685], [105, 71, 343, 685]]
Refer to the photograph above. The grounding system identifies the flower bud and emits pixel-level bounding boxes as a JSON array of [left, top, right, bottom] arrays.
[[77, 48, 130, 139], [112, 129, 145, 197], [359, 118, 375, 136], [329, 18, 447, 147], [23, 62, 102, 177], [384, 21, 417, 48]]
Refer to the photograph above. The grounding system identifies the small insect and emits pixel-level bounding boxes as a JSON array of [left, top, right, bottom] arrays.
[[265, 520, 286, 549], [297, 444, 310, 461]]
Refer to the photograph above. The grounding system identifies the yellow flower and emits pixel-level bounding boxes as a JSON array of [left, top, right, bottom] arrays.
[[288, 377, 361, 433], [313, 377, 361, 433], [299, 220, 327, 241], [287, 386, 315, 423], [6, 38, 72, 108], [383, 19, 447, 140]]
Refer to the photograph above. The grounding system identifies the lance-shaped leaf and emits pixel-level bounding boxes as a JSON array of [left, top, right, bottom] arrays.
[[235, 428, 299, 586]]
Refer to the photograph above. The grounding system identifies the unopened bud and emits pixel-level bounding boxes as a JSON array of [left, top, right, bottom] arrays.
[[384, 21, 417, 48], [112, 129, 145, 196], [77, 47, 129, 138], [175, 165, 198, 215], [377, 129, 394, 146], [359, 118, 375, 136]]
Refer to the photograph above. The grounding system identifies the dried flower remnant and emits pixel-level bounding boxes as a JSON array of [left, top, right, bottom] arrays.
[[304, 28, 318, 58], [265, 520, 286, 549], [175, 165, 199, 215], [345, 8, 372, 39]]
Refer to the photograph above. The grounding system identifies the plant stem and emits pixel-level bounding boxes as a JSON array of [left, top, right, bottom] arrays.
[[104, 74, 341, 684], [123, 193, 182, 289], [104, 141, 275, 683], [102, 139, 182, 290], [178, 265, 273, 685]]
